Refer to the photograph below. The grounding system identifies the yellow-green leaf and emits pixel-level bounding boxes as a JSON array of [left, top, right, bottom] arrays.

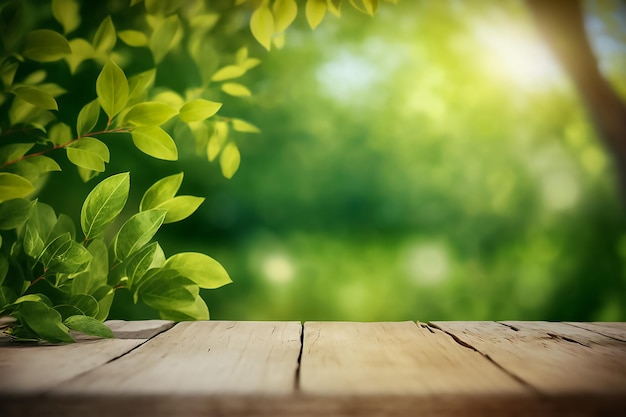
[[52, 0, 81, 34], [250, 3, 274, 51], [306, 0, 327, 29], [127, 69, 156, 105], [273, 0, 298, 33], [164, 252, 232, 289], [179, 99, 222, 122], [149, 15, 180, 63], [131, 126, 178, 160], [0, 144, 34, 166], [81, 172, 130, 239], [220, 142, 240, 179], [12, 86, 58, 110], [96, 60, 129, 120], [118, 30, 148, 47], [93, 16, 116, 53], [0, 173, 35, 203], [22, 29, 71, 62], [221, 83, 251, 97], [49, 122, 72, 146], [65, 38, 94, 74], [76, 99, 101, 136], [66, 138, 110, 172], [327, 0, 341, 16], [140, 172, 183, 211], [207, 121, 229, 162], [232, 118, 260, 133], [157, 196, 205, 224], [124, 102, 177, 126], [211, 65, 246, 82]]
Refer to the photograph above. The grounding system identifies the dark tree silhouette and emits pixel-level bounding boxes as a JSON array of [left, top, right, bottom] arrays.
[[526, 0, 626, 198]]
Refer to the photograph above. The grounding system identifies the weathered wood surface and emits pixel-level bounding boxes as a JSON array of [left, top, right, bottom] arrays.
[[1, 320, 625, 417], [431, 321, 626, 396], [0, 319, 174, 394]]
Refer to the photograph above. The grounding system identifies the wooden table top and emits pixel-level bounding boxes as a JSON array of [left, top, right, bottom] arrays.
[[1, 320, 625, 416]]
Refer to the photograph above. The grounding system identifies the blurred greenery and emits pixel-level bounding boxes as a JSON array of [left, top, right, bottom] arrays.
[[40, 0, 626, 321]]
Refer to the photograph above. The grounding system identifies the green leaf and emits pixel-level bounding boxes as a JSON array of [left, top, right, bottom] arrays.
[[125, 242, 160, 288], [118, 30, 148, 47], [131, 126, 178, 160], [127, 69, 156, 105], [65, 38, 94, 74], [13, 294, 53, 307], [64, 315, 113, 338], [219, 142, 240, 179], [16, 301, 74, 343], [49, 213, 76, 241], [221, 83, 252, 97], [0, 198, 36, 230], [149, 15, 180, 63], [66, 138, 110, 172], [145, 0, 181, 16], [273, 0, 298, 33], [211, 65, 246, 82], [328, 0, 341, 16], [0, 143, 34, 165], [306, 0, 327, 29], [12, 86, 58, 110], [47, 239, 92, 275], [232, 118, 260, 133], [164, 252, 232, 289], [140, 172, 183, 211], [29, 156, 61, 173], [157, 196, 205, 224], [22, 29, 71, 62], [96, 60, 129, 120], [52, 0, 81, 34], [81, 172, 130, 240], [93, 16, 116, 53], [159, 295, 209, 321], [49, 122, 73, 146], [0, 285, 17, 310], [77, 99, 101, 136], [250, 3, 274, 51], [207, 121, 229, 162], [72, 238, 108, 294], [92, 285, 114, 321], [138, 268, 198, 311], [112, 209, 167, 262], [125, 102, 177, 126], [0, 173, 35, 203], [178, 99, 221, 123]]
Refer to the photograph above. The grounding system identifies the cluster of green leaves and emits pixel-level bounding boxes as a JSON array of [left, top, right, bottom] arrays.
[[0, 172, 230, 342], [245, 0, 398, 50]]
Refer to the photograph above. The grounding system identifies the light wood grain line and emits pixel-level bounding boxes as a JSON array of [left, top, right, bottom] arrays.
[[565, 322, 626, 342]]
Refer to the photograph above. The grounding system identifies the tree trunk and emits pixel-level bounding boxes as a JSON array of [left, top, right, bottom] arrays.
[[526, 0, 626, 198]]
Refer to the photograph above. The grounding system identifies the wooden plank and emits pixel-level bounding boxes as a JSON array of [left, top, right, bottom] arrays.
[[300, 321, 528, 395], [0, 320, 166, 394], [56, 321, 302, 395], [432, 321, 626, 396], [566, 322, 626, 342]]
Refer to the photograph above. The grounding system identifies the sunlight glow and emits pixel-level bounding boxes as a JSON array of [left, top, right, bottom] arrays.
[[404, 242, 450, 285], [316, 51, 379, 101], [262, 253, 295, 284], [474, 24, 561, 88]]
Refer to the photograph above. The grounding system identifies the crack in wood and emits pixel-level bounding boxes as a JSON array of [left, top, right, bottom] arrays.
[[565, 322, 626, 343], [547, 332, 591, 348], [427, 322, 543, 397], [294, 323, 304, 390]]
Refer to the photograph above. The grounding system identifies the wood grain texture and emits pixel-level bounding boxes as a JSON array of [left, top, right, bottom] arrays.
[[0, 319, 169, 394], [300, 321, 527, 395], [431, 321, 626, 396], [57, 321, 302, 395], [566, 322, 626, 342]]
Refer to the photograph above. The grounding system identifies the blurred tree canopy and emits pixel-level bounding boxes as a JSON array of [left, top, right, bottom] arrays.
[[7, 0, 625, 322]]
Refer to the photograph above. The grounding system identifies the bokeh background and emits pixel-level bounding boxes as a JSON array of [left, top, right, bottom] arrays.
[[41, 0, 626, 321]]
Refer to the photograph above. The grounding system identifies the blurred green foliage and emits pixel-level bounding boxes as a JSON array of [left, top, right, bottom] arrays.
[[37, 0, 626, 321]]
